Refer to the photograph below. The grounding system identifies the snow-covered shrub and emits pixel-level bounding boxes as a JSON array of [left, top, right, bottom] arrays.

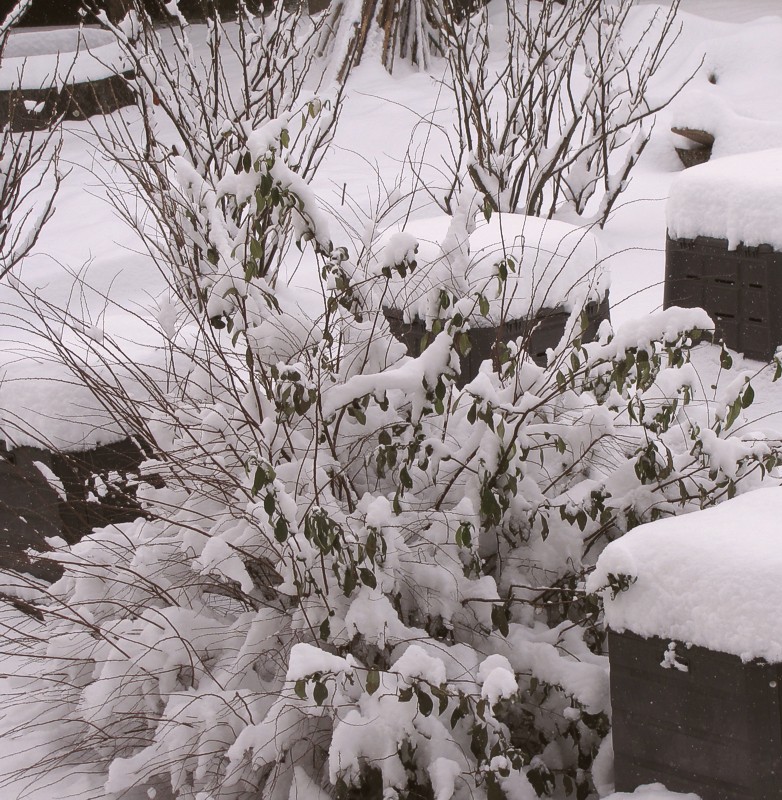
[[12, 124, 782, 798], [94, 0, 352, 292], [5, 4, 782, 798], [438, 0, 694, 226], [0, 0, 61, 279]]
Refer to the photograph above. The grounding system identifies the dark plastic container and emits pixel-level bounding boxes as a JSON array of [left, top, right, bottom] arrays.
[[385, 294, 610, 386], [664, 235, 782, 362], [610, 628, 782, 800]]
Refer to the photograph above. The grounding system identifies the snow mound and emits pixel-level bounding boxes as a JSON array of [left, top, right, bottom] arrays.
[[667, 148, 782, 249], [670, 17, 782, 158], [589, 487, 782, 663]]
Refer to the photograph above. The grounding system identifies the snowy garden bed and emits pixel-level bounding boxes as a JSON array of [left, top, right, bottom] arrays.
[[381, 214, 609, 380], [0, 26, 133, 130]]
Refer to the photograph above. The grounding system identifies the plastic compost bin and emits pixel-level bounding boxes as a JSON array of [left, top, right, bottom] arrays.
[[384, 293, 610, 386], [664, 235, 782, 362], [610, 628, 782, 799]]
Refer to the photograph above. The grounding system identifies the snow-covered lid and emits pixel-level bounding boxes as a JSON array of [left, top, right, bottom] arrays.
[[588, 487, 782, 663], [378, 214, 606, 326], [0, 28, 126, 90], [667, 148, 782, 251]]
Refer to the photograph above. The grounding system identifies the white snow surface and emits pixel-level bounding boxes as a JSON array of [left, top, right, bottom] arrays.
[[589, 487, 782, 663], [667, 148, 782, 249]]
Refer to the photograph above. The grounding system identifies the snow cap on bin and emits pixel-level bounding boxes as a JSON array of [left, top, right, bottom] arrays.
[[588, 487, 782, 663]]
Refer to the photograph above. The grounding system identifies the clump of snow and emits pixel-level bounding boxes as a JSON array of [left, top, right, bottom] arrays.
[[286, 643, 353, 681], [667, 148, 782, 249], [31, 460, 66, 500], [589, 487, 782, 662], [428, 757, 462, 800], [378, 213, 606, 324], [477, 654, 518, 705], [392, 644, 447, 686]]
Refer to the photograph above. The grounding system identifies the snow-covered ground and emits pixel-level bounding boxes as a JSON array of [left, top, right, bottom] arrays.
[[1, 0, 782, 797]]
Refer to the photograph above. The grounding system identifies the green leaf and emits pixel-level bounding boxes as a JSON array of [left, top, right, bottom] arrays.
[[263, 493, 275, 516], [280, 128, 290, 148], [470, 723, 488, 759], [491, 605, 510, 637], [366, 531, 377, 563], [416, 687, 433, 717], [431, 685, 449, 716], [483, 198, 493, 223], [725, 396, 742, 430], [274, 517, 289, 542], [319, 617, 330, 641], [741, 382, 754, 409], [342, 567, 356, 597], [450, 698, 468, 729], [359, 568, 377, 589], [294, 679, 307, 700], [399, 686, 414, 702], [366, 668, 380, 695], [456, 522, 472, 549], [720, 347, 733, 370], [313, 681, 328, 706]]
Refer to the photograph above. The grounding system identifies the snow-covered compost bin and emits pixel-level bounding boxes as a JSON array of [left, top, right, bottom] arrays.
[[381, 214, 609, 384], [0, 27, 134, 131], [588, 488, 782, 799], [665, 148, 782, 362]]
